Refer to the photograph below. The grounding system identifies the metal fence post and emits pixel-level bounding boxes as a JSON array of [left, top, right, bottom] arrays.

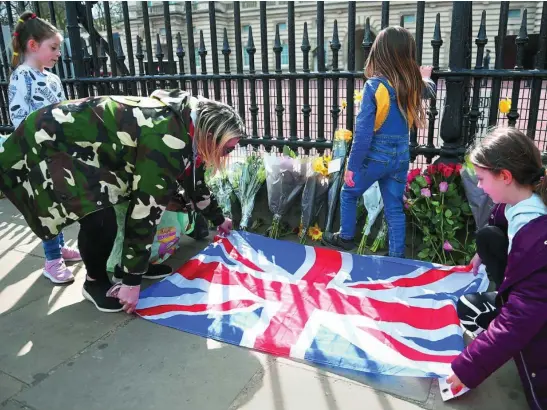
[[437, 1, 472, 163], [65, 1, 87, 97]]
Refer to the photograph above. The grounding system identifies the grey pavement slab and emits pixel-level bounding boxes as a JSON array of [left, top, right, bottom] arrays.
[[0, 250, 57, 317], [0, 372, 26, 404], [15, 319, 269, 410], [0, 400, 31, 410], [0, 273, 129, 384], [229, 360, 427, 410], [277, 357, 432, 403]]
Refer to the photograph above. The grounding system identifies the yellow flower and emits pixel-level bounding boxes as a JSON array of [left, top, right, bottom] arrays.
[[499, 98, 511, 114], [334, 128, 353, 142], [308, 223, 323, 241], [354, 90, 363, 103], [312, 157, 328, 176], [341, 99, 347, 109]]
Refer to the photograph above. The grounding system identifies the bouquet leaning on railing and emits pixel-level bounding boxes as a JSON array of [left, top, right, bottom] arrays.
[[405, 163, 476, 265], [357, 182, 384, 254], [325, 128, 352, 233], [299, 154, 330, 244], [205, 168, 233, 219], [229, 155, 266, 230], [265, 147, 310, 239]]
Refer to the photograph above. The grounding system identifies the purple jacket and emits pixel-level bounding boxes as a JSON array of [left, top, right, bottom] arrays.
[[452, 203, 547, 410]]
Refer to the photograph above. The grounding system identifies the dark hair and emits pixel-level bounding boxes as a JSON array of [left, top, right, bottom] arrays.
[[11, 11, 59, 68], [469, 126, 547, 205], [364, 26, 428, 129]]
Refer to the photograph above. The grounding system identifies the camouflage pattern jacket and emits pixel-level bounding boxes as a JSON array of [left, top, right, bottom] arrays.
[[0, 89, 225, 285]]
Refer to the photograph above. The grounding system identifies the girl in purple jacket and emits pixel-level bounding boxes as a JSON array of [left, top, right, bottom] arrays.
[[447, 127, 547, 410]]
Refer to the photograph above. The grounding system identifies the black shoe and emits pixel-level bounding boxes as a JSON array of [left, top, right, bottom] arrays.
[[82, 280, 124, 313], [143, 263, 173, 280], [321, 232, 355, 251], [188, 213, 210, 240], [112, 264, 173, 283]]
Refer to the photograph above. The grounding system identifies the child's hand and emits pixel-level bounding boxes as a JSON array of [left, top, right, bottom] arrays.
[[344, 170, 355, 187], [420, 65, 433, 79], [471, 253, 482, 275], [446, 373, 466, 395]]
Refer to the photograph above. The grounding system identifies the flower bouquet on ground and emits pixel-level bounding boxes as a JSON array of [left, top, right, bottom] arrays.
[[299, 154, 330, 244], [404, 163, 476, 265], [265, 146, 310, 239], [229, 155, 266, 230], [325, 128, 353, 233], [205, 168, 233, 219], [356, 182, 384, 254]]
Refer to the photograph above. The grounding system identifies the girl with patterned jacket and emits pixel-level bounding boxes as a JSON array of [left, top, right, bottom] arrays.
[[7, 11, 81, 284]]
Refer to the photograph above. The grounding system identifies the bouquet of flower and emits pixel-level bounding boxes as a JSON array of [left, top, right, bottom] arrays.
[[356, 182, 384, 254], [325, 128, 352, 233], [405, 162, 476, 265], [229, 155, 266, 230], [205, 168, 233, 219], [265, 147, 310, 239], [299, 154, 330, 244]]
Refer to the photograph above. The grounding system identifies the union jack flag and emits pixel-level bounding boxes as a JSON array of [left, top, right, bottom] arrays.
[[137, 232, 489, 378]]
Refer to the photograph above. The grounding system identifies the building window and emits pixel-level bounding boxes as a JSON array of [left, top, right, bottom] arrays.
[[242, 25, 251, 66], [402, 14, 416, 25], [242, 1, 257, 9], [276, 22, 287, 32], [159, 28, 166, 36], [508, 9, 521, 19], [193, 26, 200, 67], [281, 42, 289, 66]]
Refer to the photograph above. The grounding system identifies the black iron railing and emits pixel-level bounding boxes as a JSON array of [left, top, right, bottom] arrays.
[[0, 1, 545, 165]]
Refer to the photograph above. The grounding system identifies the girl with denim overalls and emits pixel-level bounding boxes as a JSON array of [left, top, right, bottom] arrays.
[[323, 26, 433, 258]]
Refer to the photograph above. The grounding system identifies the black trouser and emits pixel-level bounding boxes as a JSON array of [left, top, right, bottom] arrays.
[[78, 207, 117, 284], [457, 226, 508, 336], [476, 225, 508, 289]]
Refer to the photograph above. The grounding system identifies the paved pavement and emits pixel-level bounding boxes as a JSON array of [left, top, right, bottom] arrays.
[[0, 199, 528, 410]]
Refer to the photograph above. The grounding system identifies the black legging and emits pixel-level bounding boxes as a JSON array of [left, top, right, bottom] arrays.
[[78, 207, 117, 283], [476, 225, 508, 289]]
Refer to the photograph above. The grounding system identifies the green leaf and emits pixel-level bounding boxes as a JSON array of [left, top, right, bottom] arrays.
[[445, 209, 453, 218], [417, 250, 429, 259], [415, 176, 428, 188], [446, 219, 454, 225], [282, 146, 297, 158]]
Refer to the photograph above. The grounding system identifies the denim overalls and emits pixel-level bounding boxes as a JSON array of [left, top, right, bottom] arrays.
[[341, 77, 410, 258]]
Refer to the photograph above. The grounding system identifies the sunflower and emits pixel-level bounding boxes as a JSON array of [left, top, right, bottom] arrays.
[[308, 223, 323, 241], [312, 157, 328, 176], [341, 99, 347, 109], [354, 90, 363, 103], [499, 98, 511, 114]]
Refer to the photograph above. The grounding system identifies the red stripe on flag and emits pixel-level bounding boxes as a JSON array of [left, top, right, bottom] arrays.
[[349, 265, 473, 290], [136, 299, 258, 317], [301, 247, 343, 284], [330, 289, 461, 330], [361, 326, 458, 364]]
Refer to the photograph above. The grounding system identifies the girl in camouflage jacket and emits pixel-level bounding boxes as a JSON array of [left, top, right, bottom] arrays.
[[0, 89, 243, 313]]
